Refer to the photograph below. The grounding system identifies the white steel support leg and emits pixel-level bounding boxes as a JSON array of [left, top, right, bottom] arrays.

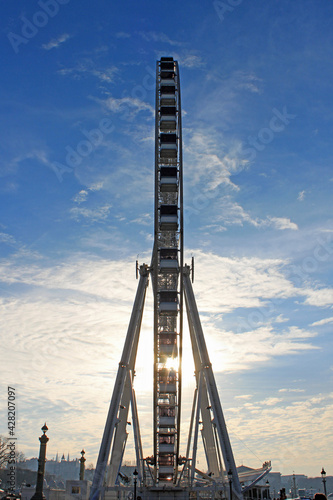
[[190, 370, 203, 485], [89, 265, 149, 500], [130, 373, 144, 482], [185, 385, 197, 462], [183, 266, 243, 500], [199, 381, 221, 478], [106, 370, 132, 486], [186, 284, 223, 478]]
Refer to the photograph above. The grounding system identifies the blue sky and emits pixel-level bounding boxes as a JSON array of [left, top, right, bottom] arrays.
[[1, 0, 333, 478]]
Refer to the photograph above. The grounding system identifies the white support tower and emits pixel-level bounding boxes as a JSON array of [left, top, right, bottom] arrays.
[[89, 58, 269, 500]]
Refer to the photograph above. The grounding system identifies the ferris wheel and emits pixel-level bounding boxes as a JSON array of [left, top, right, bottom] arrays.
[[88, 58, 266, 500]]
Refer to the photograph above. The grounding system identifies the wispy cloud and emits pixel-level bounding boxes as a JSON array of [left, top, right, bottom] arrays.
[[186, 249, 332, 333], [160, 51, 205, 69], [0, 247, 326, 463], [7, 148, 72, 180], [42, 33, 71, 50], [10, 149, 50, 169], [187, 250, 297, 314], [0, 232, 17, 246], [103, 96, 154, 118], [0, 255, 145, 459], [268, 217, 298, 231], [261, 397, 284, 406], [70, 204, 112, 222], [304, 288, 333, 307], [206, 323, 319, 374], [138, 31, 183, 47], [205, 69, 263, 95], [89, 182, 104, 192], [226, 391, 333, 473], [115, 32, 131, 39], [275, 314, 289, 323], [298, 190, 306, 201], [58, 60, 119, 83], [129, 213, 152, 226], [234, 71, 263, 94], [178, 53, 204, 68], [213, 199, 298, 231], [185, 129, 248, 191], [73, 184, 104, 204], [311, 316, 333, 326], [279, 388, 305, 393], [73, 190, 89, 204], [215, 198, 259, 227]]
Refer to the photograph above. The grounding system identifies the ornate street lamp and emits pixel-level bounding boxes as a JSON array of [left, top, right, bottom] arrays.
[[266, 480, 270, 499], [321, 468, 327, 497], [31, 424, 49, 500], [133, 469, 138, 500], [79, 450, 86, 481], [228, 469, 233, 500]]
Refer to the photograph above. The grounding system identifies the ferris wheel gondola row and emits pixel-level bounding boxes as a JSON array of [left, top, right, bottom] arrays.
[[153, 56, 184, 484]]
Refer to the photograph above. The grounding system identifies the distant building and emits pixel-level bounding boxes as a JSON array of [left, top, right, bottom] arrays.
[[268, 472, 333, 498], [19, 455, 80, 482], [15, 460, 333, 498]]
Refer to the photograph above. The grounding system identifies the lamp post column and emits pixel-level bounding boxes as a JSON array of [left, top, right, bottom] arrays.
[[321, 468, 327, 497], [79, 450, 86, 481], [31, 424, 49, 500], [133, 469, 138, 500], [228, 469, 233, 500], [266, 480, 270, 500]]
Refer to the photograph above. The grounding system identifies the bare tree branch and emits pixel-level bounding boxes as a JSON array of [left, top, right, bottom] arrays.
[[0, 436, 9, 469]]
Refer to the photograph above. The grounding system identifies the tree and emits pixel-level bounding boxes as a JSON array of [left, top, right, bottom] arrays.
[[0, 436, 9, 469], [0, 436, 26, 469], [16, 451, 26, 463]]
